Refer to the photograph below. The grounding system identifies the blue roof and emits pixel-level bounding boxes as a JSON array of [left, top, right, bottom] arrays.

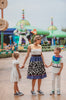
[[0, 28, 16, 35], [5, 28, 16, 31]]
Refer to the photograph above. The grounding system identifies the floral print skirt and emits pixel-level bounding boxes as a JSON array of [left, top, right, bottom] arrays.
[[27, 55, 47, 79]]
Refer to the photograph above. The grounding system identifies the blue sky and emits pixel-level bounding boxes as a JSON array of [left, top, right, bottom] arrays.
[[2, 0, 66, 30]]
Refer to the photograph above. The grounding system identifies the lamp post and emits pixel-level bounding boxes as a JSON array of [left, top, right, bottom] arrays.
[[0, 0, 8, 49], [1, 9, 4, 49], [51, 17, 55, 45]]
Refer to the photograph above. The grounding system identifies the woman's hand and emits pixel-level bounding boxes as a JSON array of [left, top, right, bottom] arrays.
[[47, 65, 51, 68], [21, 45, 31, 69], [20, 65, 25, 69], [44, 64, 48, 68], [22, 65, 25, 69], [41, 53, 48, 68], [46, 62, 52, 68]]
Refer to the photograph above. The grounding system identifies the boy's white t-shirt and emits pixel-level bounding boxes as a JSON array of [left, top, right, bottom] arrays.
[[52, 55, 63, 73]]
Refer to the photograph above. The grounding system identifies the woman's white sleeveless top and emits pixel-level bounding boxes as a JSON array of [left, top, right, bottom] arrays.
[[31, 45, 42, 55]]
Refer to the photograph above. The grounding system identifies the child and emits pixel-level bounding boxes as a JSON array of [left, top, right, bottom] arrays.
[[10, 51, 24, 96], [48, 47, 63, 95]]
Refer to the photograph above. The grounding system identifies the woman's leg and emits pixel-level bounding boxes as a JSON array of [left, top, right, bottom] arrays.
[[14, 82, 17, 94], [38, 79, 42, 91], [32, 79, 36, 91]]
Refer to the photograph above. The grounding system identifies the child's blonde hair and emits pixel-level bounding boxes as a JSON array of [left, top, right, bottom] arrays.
[[13, 51, 19, 59]]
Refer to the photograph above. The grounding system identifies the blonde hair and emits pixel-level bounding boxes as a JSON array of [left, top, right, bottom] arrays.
[[13, 51, 19, 59], [34, 35, 42, 42]]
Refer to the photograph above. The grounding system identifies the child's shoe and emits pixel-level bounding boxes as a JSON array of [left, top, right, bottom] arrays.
[[14, 92, 19, 96], [50, 91, 55, 95], [31, 91, 37, 96], [57, 90, 61, 95], [37, 90, 44, 95], [18, 92, 24, 96]]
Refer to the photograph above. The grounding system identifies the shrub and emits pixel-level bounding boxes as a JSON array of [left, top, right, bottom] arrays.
[[18, 50, 27, 52], [0, 53, 12, 58]]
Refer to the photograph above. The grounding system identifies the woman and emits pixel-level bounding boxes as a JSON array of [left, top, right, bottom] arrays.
[[21, 35, 47, 95]]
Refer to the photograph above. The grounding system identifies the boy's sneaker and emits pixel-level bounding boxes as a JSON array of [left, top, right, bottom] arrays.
[[14, 92, 19, 96], [50, 91, 55, 95], [31, 91, 37, 96], [57, 90, 61, 95], [37, 90, 44, 95], [18, 92, 24, 96]]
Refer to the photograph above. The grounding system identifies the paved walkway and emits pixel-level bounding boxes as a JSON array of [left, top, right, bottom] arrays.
[[0, 51, 66, 100]]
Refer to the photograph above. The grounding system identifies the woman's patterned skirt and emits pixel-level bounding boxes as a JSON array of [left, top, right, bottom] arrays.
[[27, 55, 47, 79]]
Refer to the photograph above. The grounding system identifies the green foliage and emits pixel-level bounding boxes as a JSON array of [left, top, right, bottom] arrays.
[[41, 41, 51, 46], [64, 39, 66, 45], [61, 28, 66, 32], [18, 50, 27, 52], [0, 53, 12, 58], [31, 35, 35, 43], [44, 41, 48, 44], [60, 40, 66, 45], [55, 41, 59, 45]]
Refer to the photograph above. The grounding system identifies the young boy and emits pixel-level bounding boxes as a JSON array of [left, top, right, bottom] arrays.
[[48, 47, 63, 95]]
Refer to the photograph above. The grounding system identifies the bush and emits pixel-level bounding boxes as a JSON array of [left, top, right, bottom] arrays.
[[18, 50, 27, 52], [0, 53, 12, 58], [55, 41, 59, 45], [60, 40, 66, 45], [44, 41, 48, 44]]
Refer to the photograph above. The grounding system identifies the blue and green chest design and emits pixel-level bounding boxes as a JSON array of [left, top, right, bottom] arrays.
[[52, 55, 61, 64]]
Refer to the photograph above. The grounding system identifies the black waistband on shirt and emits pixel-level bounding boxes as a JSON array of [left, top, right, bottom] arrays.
[[32, 55, 41, 57], [52, 66, 61, 68]]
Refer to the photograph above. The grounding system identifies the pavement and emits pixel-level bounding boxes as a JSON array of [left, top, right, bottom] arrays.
[[0, 51, 66, 100]]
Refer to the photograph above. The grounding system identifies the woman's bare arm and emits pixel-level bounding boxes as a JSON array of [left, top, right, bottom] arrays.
[[21, 45, 31, 68], [48, 62, 52, 67], [41, 52, 48, 67]]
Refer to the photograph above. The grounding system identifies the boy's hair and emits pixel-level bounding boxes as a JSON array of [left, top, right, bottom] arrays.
[[55, 47, 61, 53], [13, 51, 19, 58]]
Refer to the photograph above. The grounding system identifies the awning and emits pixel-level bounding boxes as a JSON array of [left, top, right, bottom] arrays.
[[0, 28, 16, 35]]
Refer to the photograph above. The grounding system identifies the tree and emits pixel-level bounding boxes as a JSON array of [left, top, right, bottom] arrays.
[[61, 28, 66, 32]]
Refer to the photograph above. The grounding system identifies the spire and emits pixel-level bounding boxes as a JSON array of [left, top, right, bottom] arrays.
[[22, 9, 25, 20], [51, 17, 53, 26]]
